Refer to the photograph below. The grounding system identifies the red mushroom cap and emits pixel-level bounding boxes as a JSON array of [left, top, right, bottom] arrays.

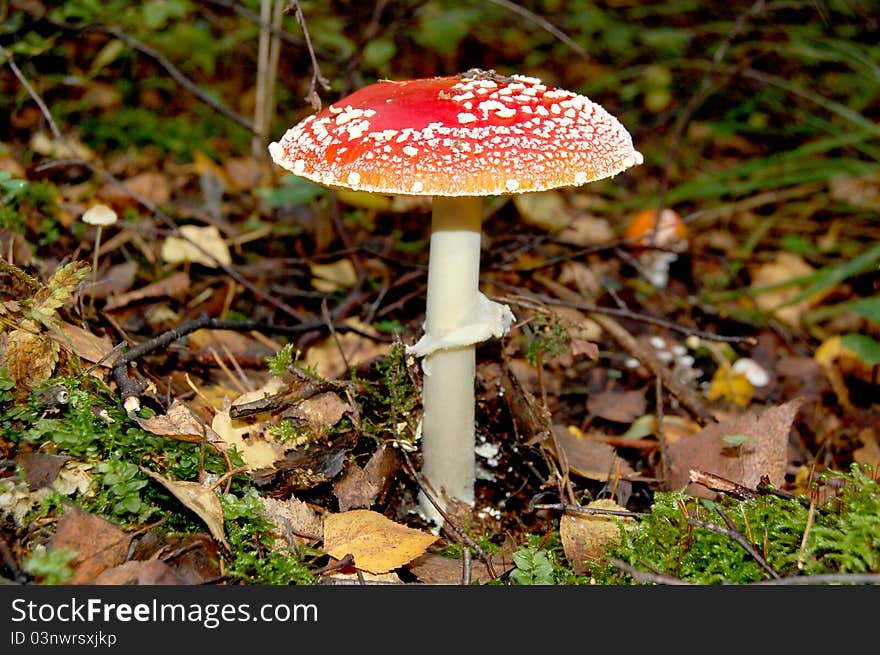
[[269, 70, 642, 197]]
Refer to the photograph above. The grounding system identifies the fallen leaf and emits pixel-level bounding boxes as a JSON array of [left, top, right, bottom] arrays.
[[51, 505, 130, 584], [363, 445, 402, 506], [128, 531, 221, 584], [161, 225, 232, 267], [52, 320, 118, 367], [144, 470, 229, 550], [309, 259, 357, 293], [551, 425, 638, 481], [14, 451, 70, 490], [560, 499, 635, 575], [304, 319, 389, 379], [83, 261, 138, 300], [513, 190, 571, 232], [555, 213, 614, 246], [136, 399, 219, 443], [259, 495, 323, 548], [853, 428, 880, 467], [322, 509, 438, 575], [30, 130, 94, 161], [665, 399, 803, 497], [99, 171, 170, 207], [333, 463, 379, 511], [103, 271, 190, 310], [91, 560, 187, 585], [290, 391, 352, 435], [407, 551, 514, 585], [749, 252, 820, 327], [210, 377, 288, 470], [587, 389, 647, 423], [705, 367, 755, 407]]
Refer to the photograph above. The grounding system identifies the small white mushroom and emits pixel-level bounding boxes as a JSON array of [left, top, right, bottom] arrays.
[[732, 358, 770, 387], [81, 204, 118, 293]]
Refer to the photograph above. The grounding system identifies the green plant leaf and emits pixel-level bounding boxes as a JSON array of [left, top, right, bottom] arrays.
[[840, 333, 880, 367]]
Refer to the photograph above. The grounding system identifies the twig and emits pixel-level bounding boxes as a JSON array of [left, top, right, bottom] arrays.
[[655, 375, 670, 486], [503, 286, 754, 345], [688, 514, 781, 579], [530, 502, 644, 520], [98, 25, 255, 133], [607, 558, 695, 585], [110, 312, 377, 412], [485, 0, 586, 57], [399, 451, 499, 581], [284, 0, 331, 109], [796, 492, 817, 571], [591, 311, 716, 425], [750, 573, 880, 586], [689, 469, 759, 501]]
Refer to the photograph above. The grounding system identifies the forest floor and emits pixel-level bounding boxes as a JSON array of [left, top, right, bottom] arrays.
[[0, 1, 878, 586]]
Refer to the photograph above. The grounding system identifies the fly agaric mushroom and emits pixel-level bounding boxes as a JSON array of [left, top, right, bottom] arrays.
[[269, 69, 642, 524]]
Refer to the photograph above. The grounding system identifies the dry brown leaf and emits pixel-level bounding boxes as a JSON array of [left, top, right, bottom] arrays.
[[560, 499, 635, 575], [749, 253, 821, 327], [51, 505, 130, 584], [259, 496, 323, 548], [333, 463, 379, 512], [223, 157, 264, 193], [91, 560, 187, 585], [291, 391, 352, 434], [103, 271, 190, 310], [14, 451, 70, 490], [136, 399, 218, 443], [101, 171, 170, 206], [144, 470, 229, 550], [854, 428, 880, 467], [52, 320, 118, 367], [30, 131, 94, 161], [587, 389, 647, 423], [513, 190, 571, 232], [305, 319, 389, 379], [552, 425, 638, 481], [84, 261, 138, 300], [363, 445, 401, 506], [322, 509, 438, 575], [408, 546, 515, 584], [555, 213, 615, 246], [309, 259, 357, 293], [161, 225, 232, 267], [665, 398, 803, 497]]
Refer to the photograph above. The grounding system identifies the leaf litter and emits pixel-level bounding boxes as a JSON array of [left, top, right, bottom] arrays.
[[0, 1, 877, 587]]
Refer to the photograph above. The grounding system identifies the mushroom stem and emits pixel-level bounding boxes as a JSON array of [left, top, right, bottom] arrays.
[[418, 195, 483, 522]]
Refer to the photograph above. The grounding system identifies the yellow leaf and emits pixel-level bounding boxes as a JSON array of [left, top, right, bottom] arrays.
[[210, 377, 288, 470], [749, 252, 821, 327], [144, 471, 229, 550], [304, 318, 388, 379], [322, 509, 438, 574], [161, 225, 232, 267], [513, 190, 571, 233], [706, 367, 755, 407], [309, 259, 357, 293], [560, 499, 635, 575]]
